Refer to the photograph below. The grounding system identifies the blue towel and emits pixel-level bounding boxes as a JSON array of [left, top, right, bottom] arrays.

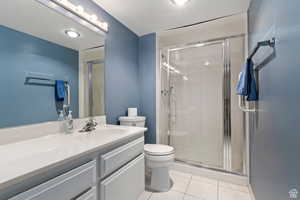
[[55, 80, 65, 101], [236, 59, 258, 101]]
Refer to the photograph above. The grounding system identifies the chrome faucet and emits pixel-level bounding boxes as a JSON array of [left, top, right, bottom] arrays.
[[79, 118, 98, 132]]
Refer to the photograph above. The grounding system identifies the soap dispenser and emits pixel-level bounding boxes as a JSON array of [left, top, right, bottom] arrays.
[[66, 110, 74, 134], [58, 110, 65, 133]]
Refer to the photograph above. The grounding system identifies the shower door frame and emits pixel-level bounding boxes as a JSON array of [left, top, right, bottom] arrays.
[[162, 35, 246, 175]]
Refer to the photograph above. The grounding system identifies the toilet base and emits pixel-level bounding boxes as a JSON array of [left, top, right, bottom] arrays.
[[146, 167, 173, 192]]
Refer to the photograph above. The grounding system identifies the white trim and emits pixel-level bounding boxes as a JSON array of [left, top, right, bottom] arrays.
[[244, 14, 251, 179], [79, 50, 84, 118], [155, 33, 160, 144]]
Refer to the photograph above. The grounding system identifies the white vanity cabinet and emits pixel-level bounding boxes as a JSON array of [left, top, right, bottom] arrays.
[[9, 161, 97, 200], [7, 136, 145, 200]]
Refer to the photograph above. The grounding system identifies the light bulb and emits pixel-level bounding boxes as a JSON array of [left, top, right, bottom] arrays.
[[76, 5, 84, 13], [102, 22, 108, 31], [90, 14, 98, 21]]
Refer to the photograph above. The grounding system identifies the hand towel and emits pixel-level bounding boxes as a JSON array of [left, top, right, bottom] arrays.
[[55, 80, 65, 101], [236, 59, 258, 101]]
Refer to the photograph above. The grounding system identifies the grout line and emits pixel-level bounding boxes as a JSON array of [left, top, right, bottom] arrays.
[[182, 176, 193, 200], [147, 192, 152, 200], [218, 182, 251, 194], [217, 181, 220, 200], [184, 174, 193, 194]]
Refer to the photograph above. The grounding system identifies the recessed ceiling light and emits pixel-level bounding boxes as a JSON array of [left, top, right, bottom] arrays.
[[65, 30, 80, 38], [171, 0, 191, 6], [204, 61, 211, 66]]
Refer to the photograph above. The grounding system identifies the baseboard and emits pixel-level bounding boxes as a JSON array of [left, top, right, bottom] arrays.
[[249, 184, 256, 200]]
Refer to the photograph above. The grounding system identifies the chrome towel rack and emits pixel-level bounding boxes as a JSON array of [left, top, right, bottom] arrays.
[[25, 77, 69, 84], [238, 37, 276, 113], [25, 72, 69, 85], [24, 72, 71, 106], [248, 38, 276, 60]]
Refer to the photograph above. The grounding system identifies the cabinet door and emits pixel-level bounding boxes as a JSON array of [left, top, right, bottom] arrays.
[[10, 160, 96, 200], [100, 154, 145, 200]]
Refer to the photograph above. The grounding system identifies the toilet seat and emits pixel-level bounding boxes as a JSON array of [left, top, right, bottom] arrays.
[[144, 144, 175, 156]]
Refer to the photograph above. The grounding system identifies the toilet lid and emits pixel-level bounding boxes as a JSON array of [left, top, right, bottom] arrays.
[[144, 144, 174, 156]]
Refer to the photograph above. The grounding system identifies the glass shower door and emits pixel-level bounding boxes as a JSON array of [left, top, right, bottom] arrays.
[[167, 41, 226, 169]]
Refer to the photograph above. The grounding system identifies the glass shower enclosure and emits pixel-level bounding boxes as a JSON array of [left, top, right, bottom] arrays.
[[159, 36, 246, 175]]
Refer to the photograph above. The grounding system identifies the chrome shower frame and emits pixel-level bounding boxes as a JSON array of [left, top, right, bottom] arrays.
[[86, 59, 104, 118], [161, 34, 247, 176]]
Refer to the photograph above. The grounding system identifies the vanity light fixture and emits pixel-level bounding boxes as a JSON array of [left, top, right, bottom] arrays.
[[36, 0, 108, 33], [65, 29, 80, 38], [171, 0, 191, 6]]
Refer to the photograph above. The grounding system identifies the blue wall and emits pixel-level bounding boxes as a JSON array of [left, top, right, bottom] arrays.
[[248, 0, 300, 199], [74, 0, 141, 124], [0, 26, 78, 128], [139, 33, 156, 144]]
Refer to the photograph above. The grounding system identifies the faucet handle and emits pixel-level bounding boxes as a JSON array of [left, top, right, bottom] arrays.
[[79, 118, 98, 133]]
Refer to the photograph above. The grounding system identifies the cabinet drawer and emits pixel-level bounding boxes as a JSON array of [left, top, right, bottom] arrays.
[[99, 137, 144, 178], [10, 160, 96, 200], [100, 154, 145, 200], [75, 187, 97, 200]]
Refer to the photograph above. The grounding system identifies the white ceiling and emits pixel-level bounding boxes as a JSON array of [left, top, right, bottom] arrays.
[[0, 0, 105, 51], [92, 0, 251, 36]]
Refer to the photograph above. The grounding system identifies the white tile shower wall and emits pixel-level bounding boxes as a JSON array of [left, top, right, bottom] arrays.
[[168, 43, 225, 167], [0, 116, 106, 145], [158, 62, 170, 145]]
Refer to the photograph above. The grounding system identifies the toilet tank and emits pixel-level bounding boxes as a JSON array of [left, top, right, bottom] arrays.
[[119, 116, 146, 127]]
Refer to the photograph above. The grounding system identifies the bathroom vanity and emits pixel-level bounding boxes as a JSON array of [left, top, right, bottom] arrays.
[[0, 123, 146, 200]]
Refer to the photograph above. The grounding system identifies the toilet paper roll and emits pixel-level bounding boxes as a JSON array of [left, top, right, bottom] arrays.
[[128, 108, 138, 117]]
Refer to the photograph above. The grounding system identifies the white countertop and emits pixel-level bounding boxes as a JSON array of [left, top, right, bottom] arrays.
[[0, 125, 146, 190]]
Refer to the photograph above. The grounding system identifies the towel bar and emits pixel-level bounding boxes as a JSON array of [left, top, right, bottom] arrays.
[[238, 96, 256, 112], [237, 38, 276, 113], [248, 38, 275, 60]]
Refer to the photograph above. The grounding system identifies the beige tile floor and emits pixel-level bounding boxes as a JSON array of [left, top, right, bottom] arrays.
[[139, 170, 251, 200]]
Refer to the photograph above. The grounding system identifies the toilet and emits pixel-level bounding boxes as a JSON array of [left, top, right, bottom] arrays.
[[119, 116, 175, 192], [144, 144, 175, 192]]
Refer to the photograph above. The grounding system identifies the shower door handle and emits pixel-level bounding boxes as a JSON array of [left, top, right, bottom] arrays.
[[238, 95, 256, 112]]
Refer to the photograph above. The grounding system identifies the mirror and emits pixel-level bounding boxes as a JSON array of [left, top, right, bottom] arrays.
[[0, 0, 106, 128]]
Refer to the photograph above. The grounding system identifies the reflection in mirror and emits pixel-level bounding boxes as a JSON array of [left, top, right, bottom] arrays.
[[80, 47, 105, 118], [0, 0, 106, 129]]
